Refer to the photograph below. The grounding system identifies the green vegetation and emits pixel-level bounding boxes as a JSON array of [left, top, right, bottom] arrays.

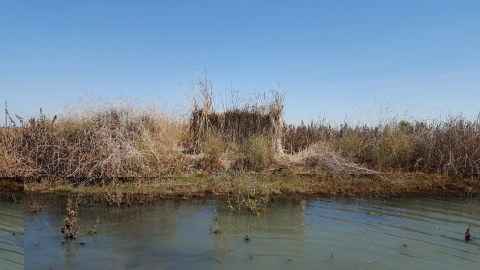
[[23, 174, 479, 204], [234, 135, 276, 172]]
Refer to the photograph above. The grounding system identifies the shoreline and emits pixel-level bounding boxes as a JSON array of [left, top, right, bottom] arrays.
[[16, 174, 480, 205]]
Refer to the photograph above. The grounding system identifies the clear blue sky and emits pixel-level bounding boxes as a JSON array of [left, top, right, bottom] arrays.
[[1, 1, 479, 126]]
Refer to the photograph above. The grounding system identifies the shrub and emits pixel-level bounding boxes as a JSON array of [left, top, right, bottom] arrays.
[[198, 132, 225, 172], [235, 135, 275, 172], [333, 132, 370, 161], [370, 129, 415, 170]]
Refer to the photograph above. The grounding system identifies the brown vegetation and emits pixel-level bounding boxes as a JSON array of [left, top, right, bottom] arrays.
[[0, 179, 24, 192], [190, 76, 284, 156], [88, 216, 100, 234], [283, 116, 480, 175], [61, 196, 80, 239], [0, 179, 24, 201], [1, 79, 479, 197], [1, 100, 188, 178], [30, 202, 41, 213]]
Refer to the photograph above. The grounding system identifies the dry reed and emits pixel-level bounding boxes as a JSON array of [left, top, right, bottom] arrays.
[[189, 75, 284, 156], [1, 82, 479, 180], [283, 115, 480, 175], [1, 99, 188, 179]]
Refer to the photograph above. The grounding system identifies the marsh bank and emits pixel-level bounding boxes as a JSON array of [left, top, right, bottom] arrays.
[[23, 173, 480, 205]]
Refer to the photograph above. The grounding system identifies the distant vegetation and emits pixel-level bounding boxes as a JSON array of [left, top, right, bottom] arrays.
[[1, 78, 479, 180], [284, 115, 480, 175]]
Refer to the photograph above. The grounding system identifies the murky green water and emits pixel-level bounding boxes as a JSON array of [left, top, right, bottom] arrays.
[[24, 196, 479, 269], [0, 197, 24, 270]]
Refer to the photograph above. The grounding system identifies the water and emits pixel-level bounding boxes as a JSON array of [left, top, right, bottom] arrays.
[[0, 197, 24, 270], [24, 196, 479, 269]]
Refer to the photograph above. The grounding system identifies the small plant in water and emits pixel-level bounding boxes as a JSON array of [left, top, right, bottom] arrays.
[[59, 195, 101, 241], [465, 225, 471, 240], [214, 222, 220, 234], [227, 192, 269, 216], [246, 195, 269, 216], [88, 216, 100, 234], [61, 195, 80, 239], [226, 176, 270, 216], [30, 202, 42, 213]]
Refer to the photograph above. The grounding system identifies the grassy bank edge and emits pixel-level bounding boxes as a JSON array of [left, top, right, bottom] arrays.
[[22, 174, 480, 205]]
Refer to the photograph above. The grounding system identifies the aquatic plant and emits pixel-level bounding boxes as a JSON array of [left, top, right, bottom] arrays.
[[58, 194, 101, 244], [465, 225, 471, 240], [61, 195, 80, 239], [88, 216, 100, 234], [214, 223, 220, 234], [30, 202, 41, 213], [226, 175, 270, 215]]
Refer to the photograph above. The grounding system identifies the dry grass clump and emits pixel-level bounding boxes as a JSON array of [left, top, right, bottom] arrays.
[[1, 99, 188, 178], [278, 142, 377, 178], [60, 195, 100, 242], [0, 126, 37, 177]]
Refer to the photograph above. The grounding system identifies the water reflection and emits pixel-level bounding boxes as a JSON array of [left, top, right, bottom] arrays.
[[303, 197, 480, 269], [24, 195, 480, 269], [0, 195, 24, 270]]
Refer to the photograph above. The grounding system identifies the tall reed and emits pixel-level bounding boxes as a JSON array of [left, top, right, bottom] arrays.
[[283, 115, 480, 174]]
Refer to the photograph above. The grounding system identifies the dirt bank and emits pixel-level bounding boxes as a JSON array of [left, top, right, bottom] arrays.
[[20, 174, 480, 205]]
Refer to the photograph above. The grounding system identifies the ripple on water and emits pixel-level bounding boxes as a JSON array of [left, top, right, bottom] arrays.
[[24, 195, 480, 270], [0, 199, 24, 270], [304, 196, 480, 269]]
